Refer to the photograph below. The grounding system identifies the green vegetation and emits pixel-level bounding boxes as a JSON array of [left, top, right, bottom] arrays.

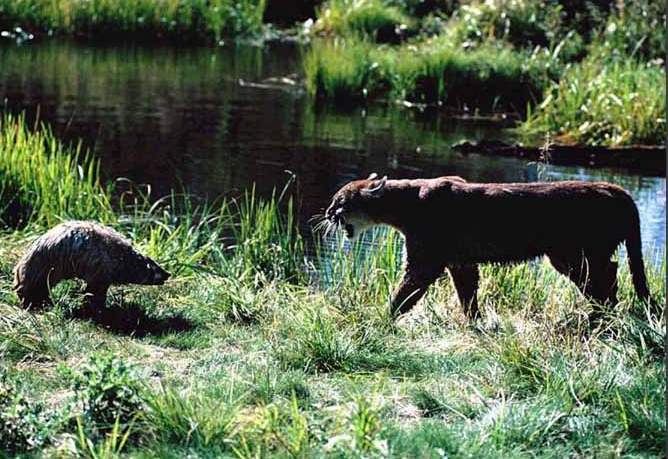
[[312, 0, 416, 39], [519, 57, 666, 146], [0, 114, 665, 457], [0, 0, 266, 41], [0, 113, 112, 228], [305, 36, 553, 109], [305, 0, 666, 146]]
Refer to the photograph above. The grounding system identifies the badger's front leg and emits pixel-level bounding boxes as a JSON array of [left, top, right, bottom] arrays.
[[391, 250, 445, 317], [81, 282, 109, 317]]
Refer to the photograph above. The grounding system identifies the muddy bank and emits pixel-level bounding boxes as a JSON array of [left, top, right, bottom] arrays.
[[452, 141, 666, 176]]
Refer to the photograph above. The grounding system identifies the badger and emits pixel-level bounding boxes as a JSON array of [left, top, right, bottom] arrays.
[[13, 221, 170, 311]]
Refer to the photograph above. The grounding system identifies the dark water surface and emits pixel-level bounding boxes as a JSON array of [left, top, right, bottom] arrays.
[[0, 40, 665, 260]]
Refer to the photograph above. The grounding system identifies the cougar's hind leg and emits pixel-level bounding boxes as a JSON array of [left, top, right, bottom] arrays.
[[447, 264, 481, 320], [549, 250, 617, 322], [549, 251, 592, 296], [598, 258, 619, 304]]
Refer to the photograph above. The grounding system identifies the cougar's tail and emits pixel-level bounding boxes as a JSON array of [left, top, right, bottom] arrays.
[[624, 204, 652, 303]]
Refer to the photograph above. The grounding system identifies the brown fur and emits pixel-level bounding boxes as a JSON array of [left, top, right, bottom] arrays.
[[323, 175, 653, 321], [14, 221, 170, 312]]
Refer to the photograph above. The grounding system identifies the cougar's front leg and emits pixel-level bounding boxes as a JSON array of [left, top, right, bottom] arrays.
[[391, 251, 445, 318]]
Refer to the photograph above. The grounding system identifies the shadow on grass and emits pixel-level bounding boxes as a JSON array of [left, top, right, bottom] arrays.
[[68, 301, 195, 337]]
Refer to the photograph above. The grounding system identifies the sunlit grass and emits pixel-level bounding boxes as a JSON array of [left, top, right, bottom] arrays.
[[0, 112, 113, 227], [313, 0, 415, 39]]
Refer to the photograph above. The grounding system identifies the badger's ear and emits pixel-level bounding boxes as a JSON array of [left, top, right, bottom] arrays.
[[363, 176, 387, 198], [367, 172, 378, 180]]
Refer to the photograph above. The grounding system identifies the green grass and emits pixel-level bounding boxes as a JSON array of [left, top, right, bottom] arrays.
[[519, 57, 666, 146], [0, 114, 665, 457], [0, 112, 113, 228], [0, 0, 266, 41], [305, 36, 553, 110]]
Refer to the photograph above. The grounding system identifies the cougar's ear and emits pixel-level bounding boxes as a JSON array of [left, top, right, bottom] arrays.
[[367, 172, 378, 180], [363, 176, 387, 198]]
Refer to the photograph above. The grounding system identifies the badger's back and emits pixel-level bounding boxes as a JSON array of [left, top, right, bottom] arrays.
[[13, 221, 132, 291]]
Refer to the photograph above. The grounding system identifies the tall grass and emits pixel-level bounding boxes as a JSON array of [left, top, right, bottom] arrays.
[[519, 57, 666, 146], [304, 36, 553, 110], [0, 112, 113, 227], [0, 112, 306, 285], [143, 385, 240, 449], [0, 0, 266, 41], [304, 38, 383, 101]]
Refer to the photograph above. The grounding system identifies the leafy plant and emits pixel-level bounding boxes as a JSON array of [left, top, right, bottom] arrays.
[[62, 353, 144, 428], [0, 381, 56, 453]]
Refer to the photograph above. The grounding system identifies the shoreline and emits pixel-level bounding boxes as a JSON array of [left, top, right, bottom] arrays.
[[453, 141, 667, 176]]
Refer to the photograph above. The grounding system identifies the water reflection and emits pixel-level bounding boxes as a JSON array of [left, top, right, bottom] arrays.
[[0, 39, 664, 257]]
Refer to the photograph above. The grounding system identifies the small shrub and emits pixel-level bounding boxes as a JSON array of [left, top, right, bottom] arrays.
[[0, 381, 55, 453], [591, 0, 666, 62], [62, 353, 144, 428]]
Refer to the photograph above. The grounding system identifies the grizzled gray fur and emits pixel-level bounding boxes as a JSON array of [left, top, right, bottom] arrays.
[[14, 221, 170, 311]]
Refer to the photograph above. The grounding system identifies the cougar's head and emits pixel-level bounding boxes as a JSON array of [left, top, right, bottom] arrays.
[[324, 173, 387, 240]]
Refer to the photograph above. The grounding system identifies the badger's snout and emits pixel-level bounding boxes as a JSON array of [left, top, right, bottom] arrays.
[[152, 266, 171, 285]]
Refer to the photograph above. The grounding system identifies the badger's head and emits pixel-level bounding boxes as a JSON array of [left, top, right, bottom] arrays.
[[323, 173, 387, 240], [117, 249, 171, 286]]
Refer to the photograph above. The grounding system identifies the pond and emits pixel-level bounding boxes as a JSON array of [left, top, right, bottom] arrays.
[[0, 39, 665, 261]]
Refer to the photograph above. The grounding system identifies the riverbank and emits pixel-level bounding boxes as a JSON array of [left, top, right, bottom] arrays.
[[1, 115, 665, 458], [1, 0, 664, 150], [304, 0, 665, 147], [452, 141, 666, 176], [0, 0, 267, 42]]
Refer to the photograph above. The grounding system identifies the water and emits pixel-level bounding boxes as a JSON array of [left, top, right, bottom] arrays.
[[0, 39, 665, 261]]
